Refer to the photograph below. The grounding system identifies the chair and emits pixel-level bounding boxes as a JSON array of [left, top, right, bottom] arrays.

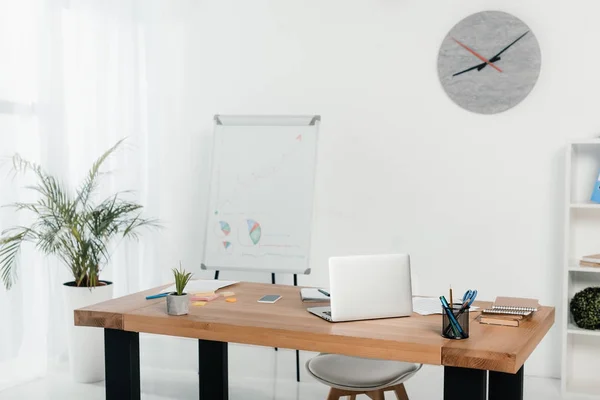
[[306, 353, 422, 400]]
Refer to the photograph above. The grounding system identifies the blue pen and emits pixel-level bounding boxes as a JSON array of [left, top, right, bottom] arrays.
[[146, 293, 169, 300], [318, 289, 330, 297], [441, 296, 466, 338]]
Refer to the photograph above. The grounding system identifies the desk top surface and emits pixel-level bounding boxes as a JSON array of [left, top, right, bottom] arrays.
[[75, 281, 554, 373]]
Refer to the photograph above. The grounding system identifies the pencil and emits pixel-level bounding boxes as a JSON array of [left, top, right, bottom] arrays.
[[449, 286, 453, 307]]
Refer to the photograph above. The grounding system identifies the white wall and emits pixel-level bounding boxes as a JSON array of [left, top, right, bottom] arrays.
[[139, 0, 600, 379]]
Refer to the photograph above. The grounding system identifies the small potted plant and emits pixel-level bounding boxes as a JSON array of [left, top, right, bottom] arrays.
[[167, 264, 193, 316]]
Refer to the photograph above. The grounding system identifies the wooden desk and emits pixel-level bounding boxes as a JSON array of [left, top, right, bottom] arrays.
[[75, 282, 554, 400]]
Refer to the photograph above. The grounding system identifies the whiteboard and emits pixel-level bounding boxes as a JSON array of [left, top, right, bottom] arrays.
[[202, 115, 320, 274]]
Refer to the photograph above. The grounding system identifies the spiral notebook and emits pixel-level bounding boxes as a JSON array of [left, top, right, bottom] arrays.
[[482, 296, 539, 316]]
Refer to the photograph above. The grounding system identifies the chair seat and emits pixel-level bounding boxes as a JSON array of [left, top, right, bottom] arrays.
[[306, 354, 421, 390]]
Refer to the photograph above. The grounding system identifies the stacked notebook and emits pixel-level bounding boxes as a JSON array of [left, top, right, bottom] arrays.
[[300, 288, 330, 302], [480, 297, 539, 327], [580, 254, 600, 268]]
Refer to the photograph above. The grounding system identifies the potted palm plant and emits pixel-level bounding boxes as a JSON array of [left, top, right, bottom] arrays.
[[167, 264, 192, 316], [0, 139, 157, 383]]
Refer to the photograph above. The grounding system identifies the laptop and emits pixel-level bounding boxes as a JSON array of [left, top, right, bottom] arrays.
[[307, 254, 413, 322]]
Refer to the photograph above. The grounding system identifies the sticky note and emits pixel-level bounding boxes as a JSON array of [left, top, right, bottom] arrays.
[[220, 291, 235, 297], [192, 293, 219, 302], [192, 301, 207, 306], [193, 291, 215, 296], [225, 298, 237, 303]]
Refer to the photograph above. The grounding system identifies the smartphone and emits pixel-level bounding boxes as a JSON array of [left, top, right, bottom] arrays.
[[258, 294, 282, 303]]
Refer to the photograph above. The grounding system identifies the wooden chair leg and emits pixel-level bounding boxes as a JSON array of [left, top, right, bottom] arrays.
[[366, 389, 385, 400], [326, 388, 344, 400], [392, 383, 409, 400]]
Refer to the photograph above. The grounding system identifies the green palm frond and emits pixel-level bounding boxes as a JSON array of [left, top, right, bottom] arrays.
[[75, 138, 126, 209], [0, 139, 158, 289], [0, 227, 35, 290]]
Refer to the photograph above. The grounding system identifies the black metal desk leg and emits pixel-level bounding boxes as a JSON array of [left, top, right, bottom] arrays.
[[489, 366, 524, 400], [104, 329, 140, 400], [444, 366, 486, 400], [198, 339, 228, 400], [293, 273, 300, 382]]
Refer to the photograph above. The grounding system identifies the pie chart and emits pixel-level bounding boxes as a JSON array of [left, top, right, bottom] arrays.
[[246, 219, 262, 245], [221, 241, 233, 254], [214, 221, 231, 238]]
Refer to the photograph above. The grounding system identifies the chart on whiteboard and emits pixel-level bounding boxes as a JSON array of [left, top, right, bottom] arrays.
[[203, 123, 318, 274]]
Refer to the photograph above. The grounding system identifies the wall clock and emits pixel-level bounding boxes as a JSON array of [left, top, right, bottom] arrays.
[[437, 11, 541, 114]]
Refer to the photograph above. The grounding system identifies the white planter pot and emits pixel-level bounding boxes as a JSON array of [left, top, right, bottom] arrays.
[[62, 280, 113, 383], [166, 293, 189, 315]]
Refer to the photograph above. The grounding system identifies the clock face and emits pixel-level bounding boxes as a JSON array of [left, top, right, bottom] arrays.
[[437, 11, 541, 114]]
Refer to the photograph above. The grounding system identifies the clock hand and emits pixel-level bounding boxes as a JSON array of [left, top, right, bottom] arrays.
[[453, 62, 486, 77], [451, 30, 528, 77], [477, 55, 501, 71], [473, 31, 528, 73], [487, 31, 530, 62], [454, 56, 503, 76], [451, 38, 503, 73]]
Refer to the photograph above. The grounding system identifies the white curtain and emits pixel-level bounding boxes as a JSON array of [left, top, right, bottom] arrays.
[[0, 0, 205, 390]]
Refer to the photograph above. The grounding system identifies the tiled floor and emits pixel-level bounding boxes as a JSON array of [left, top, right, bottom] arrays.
[[0, 344, 577, 399]]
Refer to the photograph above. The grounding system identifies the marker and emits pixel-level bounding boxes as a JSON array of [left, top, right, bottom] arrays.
[[318, 289, 330, 297], [146, 293, 169, 300]]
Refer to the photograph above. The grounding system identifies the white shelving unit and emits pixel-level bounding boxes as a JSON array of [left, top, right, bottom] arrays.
[[562, 141, 600, 398]]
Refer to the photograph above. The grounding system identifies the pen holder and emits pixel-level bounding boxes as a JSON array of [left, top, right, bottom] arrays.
[[442, 305, 470, 339]]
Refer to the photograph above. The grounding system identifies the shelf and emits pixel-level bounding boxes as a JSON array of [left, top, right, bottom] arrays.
[[570, 203, 600, 209], [570, 139, 600, 145], [568, 259, 600, 273], [568, 323, 600, 337], [569, 265, 600, 274]]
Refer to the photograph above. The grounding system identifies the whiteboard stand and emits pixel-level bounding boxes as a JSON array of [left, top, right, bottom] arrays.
[[203, 114, 320, 382]]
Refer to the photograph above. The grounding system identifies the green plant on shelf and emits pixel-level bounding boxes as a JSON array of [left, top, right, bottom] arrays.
[[570, 287, 600, 330]]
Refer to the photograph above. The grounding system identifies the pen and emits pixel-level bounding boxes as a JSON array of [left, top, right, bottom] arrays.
[[440, 297, 460, 337], [318, 289, 330, 297], [146, 293, 169, 300]]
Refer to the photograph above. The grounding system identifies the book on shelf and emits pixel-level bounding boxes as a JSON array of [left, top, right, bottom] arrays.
[[579, 260, 600, 268], [580, 254, 600, 267], [479, 315, 520, 327]]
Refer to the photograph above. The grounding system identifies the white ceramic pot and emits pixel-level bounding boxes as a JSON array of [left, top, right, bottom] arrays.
[[62, 280, 113, 383], [166, 293, 189, 315]]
